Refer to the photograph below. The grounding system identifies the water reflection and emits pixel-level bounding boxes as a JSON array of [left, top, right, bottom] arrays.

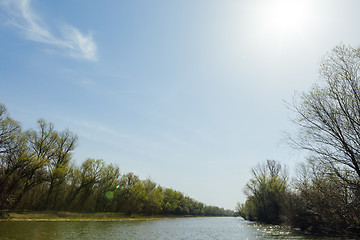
[[0, 217, 336, 240]]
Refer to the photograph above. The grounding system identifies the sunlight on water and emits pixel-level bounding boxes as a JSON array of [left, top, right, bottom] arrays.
[[0, 217, 336, 240]]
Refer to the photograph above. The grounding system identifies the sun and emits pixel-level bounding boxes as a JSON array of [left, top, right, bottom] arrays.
[[270, 2, 305, 29], [260, 0, 312, 39]]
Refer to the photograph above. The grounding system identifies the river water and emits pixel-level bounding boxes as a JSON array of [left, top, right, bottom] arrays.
[[0, 217, 335, 239]]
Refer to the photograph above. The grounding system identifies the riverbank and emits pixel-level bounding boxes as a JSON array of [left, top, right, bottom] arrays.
[[0, 211, 202, 222]]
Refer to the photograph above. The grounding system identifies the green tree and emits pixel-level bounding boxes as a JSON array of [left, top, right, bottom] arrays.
[[240, 160, 287, 224], [0, 104, 21, 157], [142, 179, 163, 215], [162, 188, 182, 214], [65, 158, 105, 210], [12, 119, 59, 208], [44, 129, 78, 210], [117, 172, 146, 215], [94, 163, 120, 211], [0, 105, 27, 209]]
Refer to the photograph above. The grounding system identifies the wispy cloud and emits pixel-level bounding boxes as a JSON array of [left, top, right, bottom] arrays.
[[0, 0, 97, 61]]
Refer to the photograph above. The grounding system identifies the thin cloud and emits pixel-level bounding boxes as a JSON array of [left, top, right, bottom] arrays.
[[0, 0, 97, 61]]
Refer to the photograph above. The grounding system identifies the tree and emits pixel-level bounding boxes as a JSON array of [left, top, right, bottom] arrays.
[[284, 160, 360, 235], [14, 120, 59, 208], [162, 188, 182, 215], [291, 44, 360, 185], [0, 105, 25, 208], [0, 104, 21, 157], [142, 179, 163, 215], [240, 160, 288, 224], [116, 172, 146, 215], [93, 163, 120, 212], [288, 44, 360, 236], [0, 103, 234, 216], [44, 128, 78, 210], [65, 158, 105, 210]]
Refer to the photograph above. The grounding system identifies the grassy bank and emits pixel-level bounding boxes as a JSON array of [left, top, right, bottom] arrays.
[[0, 211, 196, 222]]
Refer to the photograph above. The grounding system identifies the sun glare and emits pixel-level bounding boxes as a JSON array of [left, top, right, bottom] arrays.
[[261, 0, 312, 39]]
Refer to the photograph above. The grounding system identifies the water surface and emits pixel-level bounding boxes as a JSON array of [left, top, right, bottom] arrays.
[[0, 217, 334, 239]]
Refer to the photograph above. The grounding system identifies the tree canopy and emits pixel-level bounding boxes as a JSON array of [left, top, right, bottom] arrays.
[[0, 104, 233, 217]]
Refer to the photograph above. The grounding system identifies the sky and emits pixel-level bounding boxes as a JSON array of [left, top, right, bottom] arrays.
[[1, 0, 360, 210]]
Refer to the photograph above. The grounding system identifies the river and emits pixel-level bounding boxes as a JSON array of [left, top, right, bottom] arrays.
[[0, 217, 336, 239]]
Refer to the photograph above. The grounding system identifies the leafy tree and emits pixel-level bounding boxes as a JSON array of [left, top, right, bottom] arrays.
[[0, 103, 234, 217], [0, 104, 25, 208], [93, 163, 120, 211], [5, 119, 59, 208], [240, 160, 287, 224], [142, 179, 163, 215], [117, 172, 146, 215], [0, 104, 21, 157], [66, 158, 105, 210], [16, 120, 58, 205], [162, 188, 182, 214], [44, 128, 78, 210]]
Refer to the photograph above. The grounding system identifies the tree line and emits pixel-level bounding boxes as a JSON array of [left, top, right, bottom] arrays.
[[0, 106, 232, 216], [237, 44, 360, 237]]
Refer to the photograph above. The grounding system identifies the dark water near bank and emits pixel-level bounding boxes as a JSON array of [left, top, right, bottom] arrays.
[[0, 217, 336, 239]]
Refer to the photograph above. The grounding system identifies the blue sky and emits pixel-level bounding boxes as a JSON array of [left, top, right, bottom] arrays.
[[1, 0, 360, 209]]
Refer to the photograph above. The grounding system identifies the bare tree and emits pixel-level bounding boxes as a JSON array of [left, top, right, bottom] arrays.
[[291, 44, 360, 185]]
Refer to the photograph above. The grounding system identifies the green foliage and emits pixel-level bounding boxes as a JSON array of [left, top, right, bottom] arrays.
[[0, 103, 233, 217], [142, 179, 163, 215], [239, 159, 360, 236], [239, 160, 287, 224]]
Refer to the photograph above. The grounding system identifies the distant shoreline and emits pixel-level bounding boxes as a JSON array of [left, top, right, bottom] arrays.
[[0, 211, 224, 222]]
